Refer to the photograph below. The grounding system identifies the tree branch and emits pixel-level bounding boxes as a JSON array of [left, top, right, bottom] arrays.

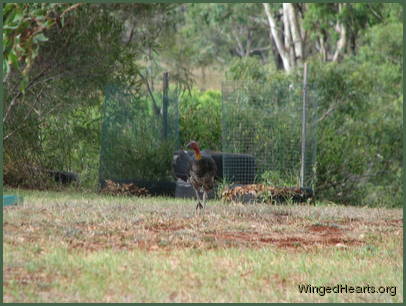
[[137, 70, 161, 116], [3, 67, 50, 124], [248, 45, 272, 54], [4, 100, 64, 141], [231, 29, 245, 57], [60, 3, 83, 18]]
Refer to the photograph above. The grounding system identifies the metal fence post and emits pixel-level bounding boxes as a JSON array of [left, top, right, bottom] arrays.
[[162, 72, 169, 140], [300, 63, 308, 189]]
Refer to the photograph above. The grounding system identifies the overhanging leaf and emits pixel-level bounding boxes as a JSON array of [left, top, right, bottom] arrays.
[[33, 33, 49, 43]]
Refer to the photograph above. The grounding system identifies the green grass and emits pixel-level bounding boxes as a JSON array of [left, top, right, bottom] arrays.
[[3, 188, 403, 302]]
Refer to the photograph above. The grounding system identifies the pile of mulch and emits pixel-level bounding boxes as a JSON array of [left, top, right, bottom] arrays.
[[221, 184, 313, 204], [100, 180, 149, 197]]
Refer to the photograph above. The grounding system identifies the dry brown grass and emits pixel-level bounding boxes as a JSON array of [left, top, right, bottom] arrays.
[[3, 189, 403, 302]]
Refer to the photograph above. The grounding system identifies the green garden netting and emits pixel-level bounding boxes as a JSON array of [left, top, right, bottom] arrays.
[[99, 84, 179, 188]]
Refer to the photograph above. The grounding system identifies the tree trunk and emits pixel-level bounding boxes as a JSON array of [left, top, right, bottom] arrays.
[[332, 3, 347, 62], [319, 30, 328, 62], [350, 32, 357, 55], [286, 3, 304, 64], [270, 35, 284, 70], [282, 4, 295, 67], [263, 3, 292, 72], [263, 3, 306, 72]]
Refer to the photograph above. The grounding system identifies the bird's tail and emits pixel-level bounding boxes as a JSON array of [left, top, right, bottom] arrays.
[[172, 150, 192, 182]]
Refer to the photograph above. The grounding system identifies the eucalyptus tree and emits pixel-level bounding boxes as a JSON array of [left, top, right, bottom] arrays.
[[262, 2, 390, 72]]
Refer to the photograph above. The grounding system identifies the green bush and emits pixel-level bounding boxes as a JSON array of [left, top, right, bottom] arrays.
[[179, 88, 221, 150], [308, 55, 402, 207], [225, 57, 270, 81], [99, 86, 179, 183]]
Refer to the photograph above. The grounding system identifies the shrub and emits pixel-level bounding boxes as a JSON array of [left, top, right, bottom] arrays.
[[179, 88, 222, 150]]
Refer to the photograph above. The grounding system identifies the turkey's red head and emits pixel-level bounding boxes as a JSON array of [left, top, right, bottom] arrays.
[[187, 141, 201, 159], [187, 141, 200, 151]]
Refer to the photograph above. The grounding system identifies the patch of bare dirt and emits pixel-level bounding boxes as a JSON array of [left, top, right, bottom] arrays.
[[204, 229, 362, 249], [307, 224, 342, 233], [3, 265, 54, 290], [3, 210, 402, 253], [144, 222, 187, 232]]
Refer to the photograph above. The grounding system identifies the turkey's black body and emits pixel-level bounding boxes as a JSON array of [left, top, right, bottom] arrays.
[[173, 149, 217, 210], [189, 154, 217, 193]]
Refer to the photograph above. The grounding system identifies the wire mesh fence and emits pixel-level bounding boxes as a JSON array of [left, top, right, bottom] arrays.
[[221, 79, 317, 189], [99, 84, 179, 190]]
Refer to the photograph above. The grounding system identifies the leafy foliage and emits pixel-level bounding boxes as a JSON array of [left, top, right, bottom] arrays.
[[99, 85, 179, 183], [3, 3, 59, 81], [309, 26, 402, 207], [178, 89, 222, 150], [4, 4, 124, 189], [181, 3, 269, 65], [225, 57, 270, 81], [3, 3, 402, 208]]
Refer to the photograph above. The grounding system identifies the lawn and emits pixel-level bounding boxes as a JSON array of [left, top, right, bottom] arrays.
[[3, 189, 403, 302]]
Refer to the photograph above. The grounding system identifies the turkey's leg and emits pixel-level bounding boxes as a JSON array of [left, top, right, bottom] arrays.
[[202, 190, 208, 209], [194, 187, 203, 210]]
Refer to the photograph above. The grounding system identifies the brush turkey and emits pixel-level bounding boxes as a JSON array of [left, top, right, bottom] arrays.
[[173, 141, 217, 210]]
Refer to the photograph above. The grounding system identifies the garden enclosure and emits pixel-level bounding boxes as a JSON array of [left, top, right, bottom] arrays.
[[221, 78, 318, 190], [99, 75, 317, 196], [99, 78, 180, 195]]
